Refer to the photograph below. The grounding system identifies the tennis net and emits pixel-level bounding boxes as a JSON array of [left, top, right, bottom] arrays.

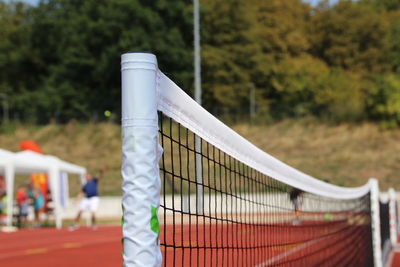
[[158, 111, 373, 266], [121, 52, 396, 267]]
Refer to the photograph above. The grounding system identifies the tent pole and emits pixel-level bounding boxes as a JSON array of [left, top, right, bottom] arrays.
[[50, 167, 62, 229], [5, 164, 14, 227]]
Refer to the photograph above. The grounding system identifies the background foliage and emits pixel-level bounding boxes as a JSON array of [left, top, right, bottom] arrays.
[[1, 0, 400, 125]]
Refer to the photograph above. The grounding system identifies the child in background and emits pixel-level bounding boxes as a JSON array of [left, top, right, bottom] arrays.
[[0, 191, 7, 226], [0, 176, 6, 226], [16, 186, 29, 228], [44, 189, 54, 225], [0, 175, 5, 191], [28, 184, 44, 228]]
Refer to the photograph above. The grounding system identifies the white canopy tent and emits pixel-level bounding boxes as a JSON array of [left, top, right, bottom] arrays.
[[0, 149, 86, 228]]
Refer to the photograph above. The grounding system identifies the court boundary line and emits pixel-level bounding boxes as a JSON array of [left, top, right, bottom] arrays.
[[386, 250, 394, 267], [0, 234, 118, 261], [253, 238, 321, 267]]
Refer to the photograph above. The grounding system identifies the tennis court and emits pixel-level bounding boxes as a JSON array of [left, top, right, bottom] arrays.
[[0, 222, 381, 267], [161, 217, 372, 266], [0, 226, 121, 267]]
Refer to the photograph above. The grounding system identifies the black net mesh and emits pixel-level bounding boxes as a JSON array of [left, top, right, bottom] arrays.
[[158, 112, 373, 267]]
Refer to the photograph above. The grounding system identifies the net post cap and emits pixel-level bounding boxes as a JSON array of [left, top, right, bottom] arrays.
[[121, 52, 157, 65], [388, 188, 396, 198], [368, 178, 378, 186]]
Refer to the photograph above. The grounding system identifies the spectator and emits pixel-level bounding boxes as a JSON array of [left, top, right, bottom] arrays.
[[0, 190, 6, 226], [28, 184, 44, 228], [16, 186, 29, 228], [0, 175, 5, 191], [44, 189, 54, 225], [0, 176, 6, 226]]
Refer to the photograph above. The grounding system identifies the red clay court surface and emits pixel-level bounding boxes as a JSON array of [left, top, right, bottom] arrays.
[[0, 224, 384, 266], [390, 252, 400, 267], [160, 221, 372, 267], [0, 226, 122, 267]]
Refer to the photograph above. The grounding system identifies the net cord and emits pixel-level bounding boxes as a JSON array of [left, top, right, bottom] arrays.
[[156, 70, 371, 200]]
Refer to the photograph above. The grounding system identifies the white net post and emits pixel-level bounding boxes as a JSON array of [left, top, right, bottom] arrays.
[[121, 52, 162, 267], [389, 188, 398, 246], [370, 178, 383, 267]]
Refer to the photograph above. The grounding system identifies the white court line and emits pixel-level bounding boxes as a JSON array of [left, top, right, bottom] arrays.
[[386, 250, 394, 267], [254, 238, 322, 267]]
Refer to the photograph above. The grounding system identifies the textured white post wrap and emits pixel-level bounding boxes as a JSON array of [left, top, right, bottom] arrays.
[[370, 178, 382, 267], [121, 52, 162, 267]]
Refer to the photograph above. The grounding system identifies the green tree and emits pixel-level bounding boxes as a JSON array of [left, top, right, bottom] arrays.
[[386, 11, 400, 74], [314, 70, 369, 122], [361, 0, 400, 11], [369, 74, 400, 126], [11, 0, 193, 122], [248, 0, 319, 119], [250, 0, 310, 60], [201, 0, 261, 117], [269, 55, 329, 118], [0, 2, 41, 121], [2, 0, 400, 125], [309, 1, 390, 74]]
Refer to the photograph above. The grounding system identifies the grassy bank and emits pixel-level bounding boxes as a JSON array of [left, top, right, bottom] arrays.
[[1, 119, 399, 196]]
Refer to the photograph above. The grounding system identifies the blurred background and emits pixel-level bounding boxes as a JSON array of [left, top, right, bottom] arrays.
[[1, 0, 400, 196]]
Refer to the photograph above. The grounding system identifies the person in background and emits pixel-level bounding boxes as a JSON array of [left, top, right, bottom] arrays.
[[0, 175, 5, 191], [0, 190, 6, 226], [69, 169, 104, 230], [289, 188, 304, 225], [44, 189, 54, 225], [28, 184, 44, 228], [0, 176, 7, 226], [16, 185, 29, 228]]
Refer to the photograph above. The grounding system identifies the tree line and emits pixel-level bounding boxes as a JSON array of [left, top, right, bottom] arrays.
[[1, 0, 400, 126]]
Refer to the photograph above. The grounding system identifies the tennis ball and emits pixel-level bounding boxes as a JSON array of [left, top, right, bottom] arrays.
[[104, 110, 111, 117], [324, 213, 333, 221]]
